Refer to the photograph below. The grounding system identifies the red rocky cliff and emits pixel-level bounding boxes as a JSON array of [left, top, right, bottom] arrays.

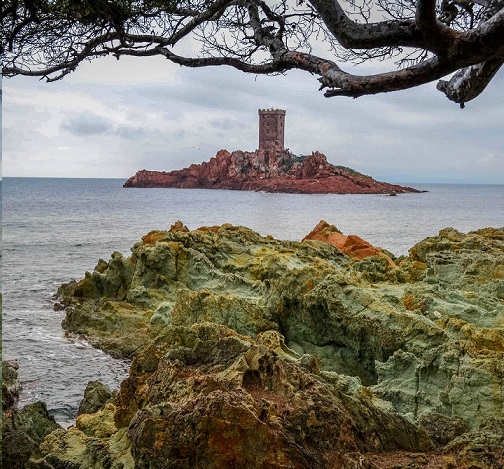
[[124, 149, 420, 194]]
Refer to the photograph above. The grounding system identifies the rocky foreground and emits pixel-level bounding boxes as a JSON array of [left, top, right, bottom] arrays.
[[124, 149, 420, 194], [3, 222, 504, 468]]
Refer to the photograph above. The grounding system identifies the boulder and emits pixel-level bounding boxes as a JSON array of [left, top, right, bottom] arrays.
[[77, 381, 114, 416], [303, 220, 397, 267]]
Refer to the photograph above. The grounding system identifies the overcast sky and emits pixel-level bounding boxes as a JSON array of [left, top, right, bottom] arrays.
[[2, 54, 503, 184]]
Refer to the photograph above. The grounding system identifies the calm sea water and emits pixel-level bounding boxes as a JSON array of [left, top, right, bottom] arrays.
[[2, 178, 503, 426]]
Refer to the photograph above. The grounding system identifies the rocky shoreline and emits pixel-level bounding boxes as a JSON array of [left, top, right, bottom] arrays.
[[3, 222, 503, 468], [124, 150, 421, 194]]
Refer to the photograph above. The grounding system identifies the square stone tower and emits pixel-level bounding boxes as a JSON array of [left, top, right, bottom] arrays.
[[258, 109, 286, 150]]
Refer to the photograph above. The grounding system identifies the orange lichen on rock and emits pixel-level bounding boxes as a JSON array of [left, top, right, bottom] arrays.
[[142, 230, 167, 244], [169, 220, 189, 232], [303, 220, 397, 267]]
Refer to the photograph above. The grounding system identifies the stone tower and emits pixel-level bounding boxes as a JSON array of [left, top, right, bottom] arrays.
[[258, 109, 286, 150]]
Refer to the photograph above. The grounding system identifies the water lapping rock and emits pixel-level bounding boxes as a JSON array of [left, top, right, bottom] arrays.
[[123, 149, 420, 194], [1, 360, 62, 469], [30, 223, 504, 467]]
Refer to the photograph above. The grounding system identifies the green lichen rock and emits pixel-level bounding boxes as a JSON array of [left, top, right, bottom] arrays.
[[58, 224, 350, 357], [55, 223, 504, 464], [27, 404, 134, 469], [77, 381, 114, 416], [375, 227, 504, 426]]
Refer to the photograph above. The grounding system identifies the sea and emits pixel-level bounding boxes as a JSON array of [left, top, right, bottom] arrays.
[[2, 177, 503, 427]]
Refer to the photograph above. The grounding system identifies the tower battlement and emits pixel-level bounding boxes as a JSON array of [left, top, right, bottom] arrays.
[[258, 109, 286, 115], [258, 108, 286, 150]]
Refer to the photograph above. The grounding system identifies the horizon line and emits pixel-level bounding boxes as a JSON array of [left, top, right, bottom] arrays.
[[1, 176, 503, 186]]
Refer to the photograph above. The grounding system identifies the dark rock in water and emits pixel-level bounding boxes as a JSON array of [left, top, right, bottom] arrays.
[[78, 381, 114, 416], [1, 361, 62, 469], [2, 360, 22, 410], [10, 402, 61, 446]]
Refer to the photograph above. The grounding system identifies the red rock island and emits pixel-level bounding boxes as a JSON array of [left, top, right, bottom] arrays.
[[124, 109, 420, 194]]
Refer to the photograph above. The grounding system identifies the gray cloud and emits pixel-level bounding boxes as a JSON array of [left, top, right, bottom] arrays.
[[115, 125, 147, 140], [2, 57, 503, 183], [62, 112, 112, 136], [209, 118, 246, 130]]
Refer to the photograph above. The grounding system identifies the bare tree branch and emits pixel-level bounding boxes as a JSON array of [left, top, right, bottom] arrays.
[[416, 0, 447, 51], [168, 0, 235, 45], [437, 57, 504, 106], [308, 0, 423, 49], [2, 0, 503, 105]]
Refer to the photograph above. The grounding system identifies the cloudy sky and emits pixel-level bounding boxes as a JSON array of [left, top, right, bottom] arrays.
[[2, 52, 503, 184]]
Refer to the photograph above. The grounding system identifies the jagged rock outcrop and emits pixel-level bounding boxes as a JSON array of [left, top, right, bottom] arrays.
[[303, 220, 397, 267], [371, 227, 504, 427], [28, 325, 504, 468], [50, 222, 504, 467], [2, 360, 62, 469], [124, 149, 420, 194], [28, 323, 435, 468], [57, 223, 504, 423]]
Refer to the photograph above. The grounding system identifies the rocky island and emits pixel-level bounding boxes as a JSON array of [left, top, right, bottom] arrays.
[[124, 109, 420, 194], [4, 221, 503, 468]]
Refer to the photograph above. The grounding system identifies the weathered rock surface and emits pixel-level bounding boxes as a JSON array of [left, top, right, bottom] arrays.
[[29, 323, 435, 468], [27, 403, 134, 469], [124, 149, 420, 194], [77, 381, 115, 416], [443, 418, 504, 468], [374, 227, 504, 427], [51, 223, 504, 467], [2, 360, 62, 469], [303, 220, 397, 267]]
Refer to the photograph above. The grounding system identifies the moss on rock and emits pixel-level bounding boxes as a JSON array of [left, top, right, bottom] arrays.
[[48, 223, 504, 467]]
